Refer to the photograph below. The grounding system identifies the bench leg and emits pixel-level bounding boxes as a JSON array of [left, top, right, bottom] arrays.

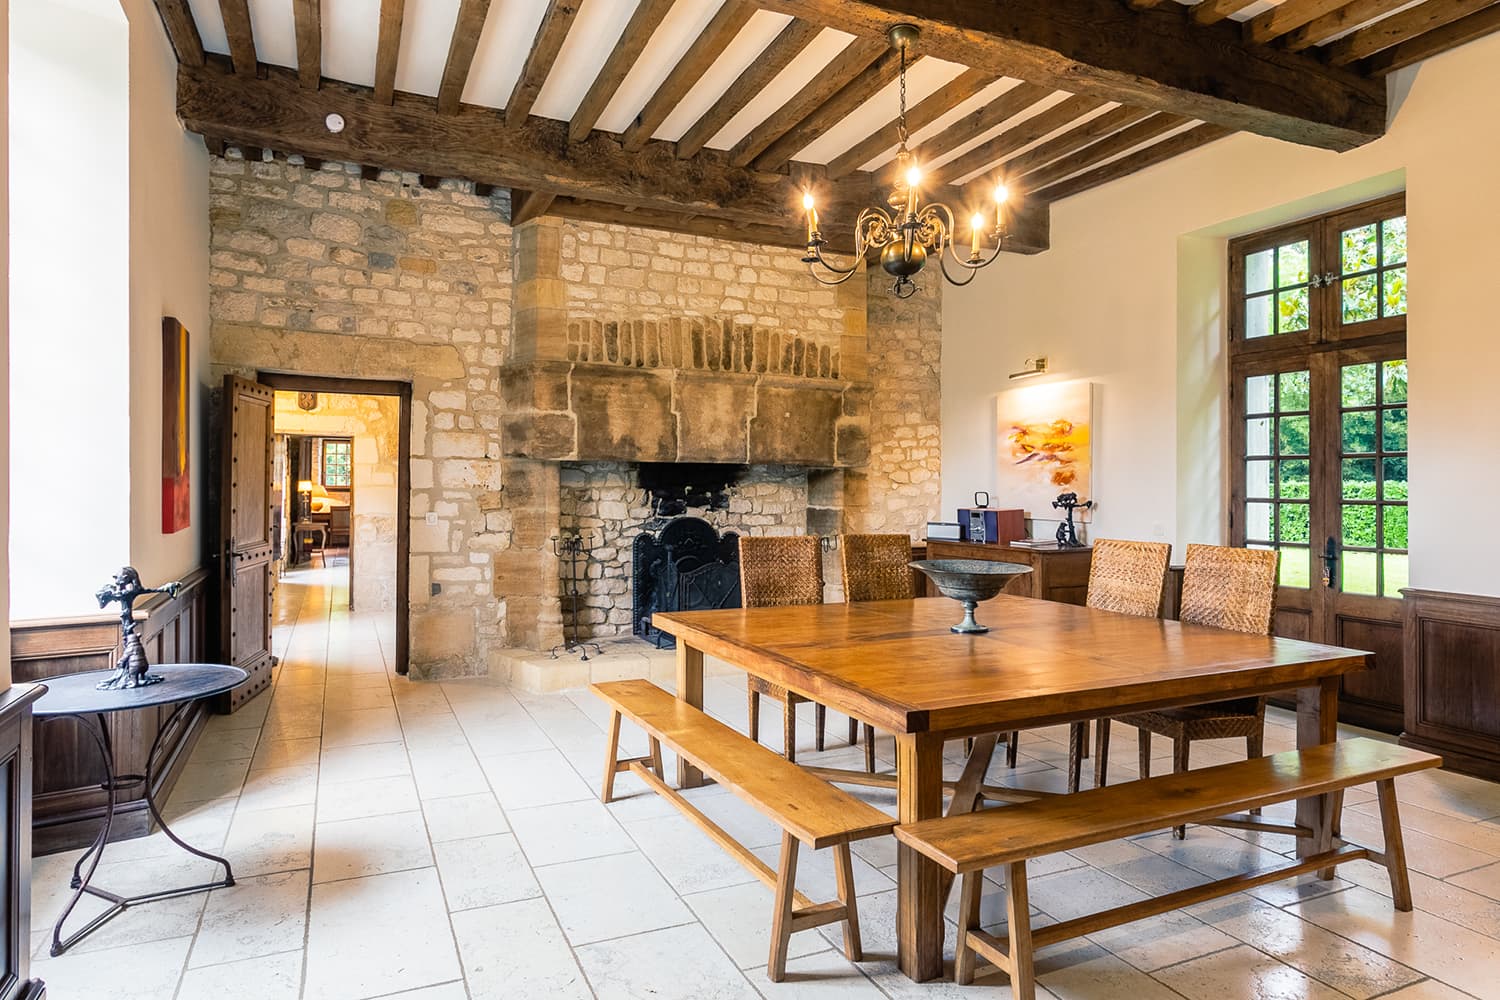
[[863, 724, 876, 774], [649, 736, 664, 779], [747, 688, 761, 746], [1376, 778, 1413, 910], [816, 703, 827, 752], [834, 843, 863, 962], [1094, 717, 1111, 789], [768, 832, 799, 982], [1006, 861, 1036, 1000], [783, 700, 798, 764], [954, 870, 984, 985], [601, 710, 623, 803]]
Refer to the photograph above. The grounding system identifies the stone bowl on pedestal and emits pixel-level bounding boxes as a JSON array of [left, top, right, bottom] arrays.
[[910, 559, 1034, 634]]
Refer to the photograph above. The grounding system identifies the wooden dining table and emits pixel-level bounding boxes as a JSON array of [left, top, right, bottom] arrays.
[[651, 594, 1373, 982]]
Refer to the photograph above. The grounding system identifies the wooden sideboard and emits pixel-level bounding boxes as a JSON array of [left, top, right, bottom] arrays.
[[922, 539, 1094, 606]]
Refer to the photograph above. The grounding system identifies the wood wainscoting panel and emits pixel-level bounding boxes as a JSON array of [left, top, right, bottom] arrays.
[[1402, 588, 1500, 780], [1336, 613, 1406, 732], [11, 569, 212, 853]]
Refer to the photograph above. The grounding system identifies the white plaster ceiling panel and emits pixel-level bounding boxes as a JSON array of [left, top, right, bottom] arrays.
[[246, 0, 298, 70], [185, 0, 228, 55], [792, 56, 968, 168], [461, 0, 552, 108], [396, 0, 465, 98], [528, 0, 642, 120], [653, 9, 793, 142], [323, 0, 382, 88], [704, 26, 857, 151], [593, 0, 729, 134], [863, 77, 1020, 174], [923, 89, 1075, 176], [953, 101, 1121, 186], [1031, 119, 1202, 192]]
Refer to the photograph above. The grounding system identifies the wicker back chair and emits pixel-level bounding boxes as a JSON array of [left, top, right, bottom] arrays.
[[739, 536, 825, 762], [841, 533, 915, 602], [1096, 544, 1280, 837]]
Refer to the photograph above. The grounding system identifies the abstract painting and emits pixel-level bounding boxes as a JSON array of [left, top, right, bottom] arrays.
[[162, 317, 191, 533], [995, 380, 1093, 518]]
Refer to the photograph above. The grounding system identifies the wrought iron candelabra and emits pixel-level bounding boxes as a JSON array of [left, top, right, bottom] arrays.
[[552, 532, 603, 661]]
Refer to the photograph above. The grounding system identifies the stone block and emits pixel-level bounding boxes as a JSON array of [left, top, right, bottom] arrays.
[[749, 384, 841, 467], [410, 518, 449, 553], [431, 431, 488, 458], [836, 419, 870, 467], [674, 375, 752, 463], [502, 413, 576, 460], [410, 609, 477, 664], [500, 364, 571, 412], [571, 368, 676, 463], [499, 460, 559, 508], [438, 459, 504, 491]]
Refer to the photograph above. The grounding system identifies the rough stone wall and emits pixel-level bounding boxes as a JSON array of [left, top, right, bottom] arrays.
[[558, 462, 810, 640]]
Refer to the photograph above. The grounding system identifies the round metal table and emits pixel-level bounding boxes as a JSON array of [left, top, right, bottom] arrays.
[[34, 664, 249, 956]]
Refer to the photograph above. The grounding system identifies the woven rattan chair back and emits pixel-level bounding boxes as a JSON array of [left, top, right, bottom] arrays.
[[1179, 544, 1279, 636], [1085, 539, 1171, 618], [840, 534, 915, 603], [739, 535, 824, 608]]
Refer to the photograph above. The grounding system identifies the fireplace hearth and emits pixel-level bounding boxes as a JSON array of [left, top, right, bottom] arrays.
[[632, 516, 742, 648]]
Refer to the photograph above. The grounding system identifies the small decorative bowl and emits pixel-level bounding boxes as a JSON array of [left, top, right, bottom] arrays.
[[910, 559, 1034, 634]]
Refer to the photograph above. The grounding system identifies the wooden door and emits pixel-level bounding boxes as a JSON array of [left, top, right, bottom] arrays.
[[220, 376, 275, 689]]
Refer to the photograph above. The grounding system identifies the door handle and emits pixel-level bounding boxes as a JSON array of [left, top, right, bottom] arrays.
[[1322, 536, 1338, 589], [225, 537, 236, 588]]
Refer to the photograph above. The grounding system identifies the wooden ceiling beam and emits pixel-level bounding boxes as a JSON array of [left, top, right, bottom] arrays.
[[510, 189, 558, 225], [1243, 0, 1350, 44], [933, 94, 1108, 185], [676, 19, 824, 160], [374, 0, 406, 104], [728, 37, 886, 167], [1191, 0, 1259, 26], [151, 0, 205, 68], [506, 0, 582, 127], [1282, 0, 1411, 51], [1325, 0, 1496, 64], [217, 0, 257, 75], [438, 0, 494, 115], [825, 67, 996, 179], [750, 0, 1385, 150], [751, 47, 907, 172], [996, 105, 1154, 184], [1010, 111, 1188, 193], [570, 0, 675, 142], [912, 82, 1052, 165], [1029, 123, 1232, 203], [1361, 1, 1500, 74], [621, 1, 758, 152], [292, 0, 322, 89]]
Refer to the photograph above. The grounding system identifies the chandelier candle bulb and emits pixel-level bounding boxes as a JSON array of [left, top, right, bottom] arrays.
[[970, 214, 985, 259], [803, 192, 818, 242]]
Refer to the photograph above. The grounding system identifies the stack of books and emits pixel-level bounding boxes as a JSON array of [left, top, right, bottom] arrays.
[[1009, 538, 1062, 550]]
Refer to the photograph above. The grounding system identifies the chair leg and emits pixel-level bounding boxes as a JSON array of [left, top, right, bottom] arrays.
[[748, 689, 761, 745], [783, 699, 797, 764], [1247, 730, 1265, 815], [954, 870, 984, 985], [1375, 778, 1413, 910], [601, 710, 622, 803], [1066, 723, 1085, 794], [1137, 727, 1152, 779], [1094, 718, 1111, 789], [965, 736, 975, 756], [816, 703, 827, 752], [1006, 861, 1036, 1000], [863, 723, 876, 774], [833, 843, 862, 962], [848, 716, 858, 746], [1006, 731, 1020, 768], [767, 832, 799, 982], [1172, 737, 1190, 839], [1080, 720, 1090, 760]]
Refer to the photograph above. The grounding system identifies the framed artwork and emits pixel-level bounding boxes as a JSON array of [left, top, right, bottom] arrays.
[[995, 380, 1093, 519], [162, 317, 191, 533]]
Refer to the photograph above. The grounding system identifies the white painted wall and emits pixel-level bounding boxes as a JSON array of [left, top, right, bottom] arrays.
[[943, 31, 1500, 598], [1, 4, 10, 686]]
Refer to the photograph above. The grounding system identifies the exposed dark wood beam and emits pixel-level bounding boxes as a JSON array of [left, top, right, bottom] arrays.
[[438, 0, 494, 115], [934, 94, 1107, 185], [293, 0, 322, 89], [751, 0, 1386, 150], [1030, 123, 1232, 203], [570, 0, 675, 142], [996, 105, 1153, 184], [676, 19, 824, 159], [507, 0, 582, 127], [1243, 0, 1351, 44], [546, 196, 829, 248], [752, 47, 907, 172], [1192, 0, 1259, 25], [621, 1, 758, 152], [728, 37, 888, 167], [1126, 0, 1175, 8], [912, 82, 1052, 165], [374, 0, 406, 104], [1325, 0, 1495, 64], [218, 0, 257, 75], [510, 189, 558, 225], [418, 174, 442, 189], [151, 0, 205, 68], [1011, 112, 1188, 193], [1362, 1, 1500, 73], [826, 67, 995, 179], [1283, 0, 1411, 51]]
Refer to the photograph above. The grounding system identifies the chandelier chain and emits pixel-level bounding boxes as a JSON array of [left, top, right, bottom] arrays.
[[896, 41, 908, 148]]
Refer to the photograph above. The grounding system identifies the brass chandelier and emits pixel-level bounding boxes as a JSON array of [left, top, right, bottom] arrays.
[[800, 24, 1008, 298]]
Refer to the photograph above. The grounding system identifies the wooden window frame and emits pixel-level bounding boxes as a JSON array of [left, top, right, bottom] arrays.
[[320, 437, 353, 492]]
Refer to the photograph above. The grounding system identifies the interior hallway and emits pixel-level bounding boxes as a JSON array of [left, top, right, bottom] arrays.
[[20, 570, 1500, 998]]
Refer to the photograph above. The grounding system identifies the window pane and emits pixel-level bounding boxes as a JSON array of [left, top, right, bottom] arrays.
[[1245, 294, 1274, 339], [1278, 370, 1310, 411], [1246, 417, 1273, 456], [1277, 287, 1309, 333], [1278, 546, 1309, 589], [1383, 407, 1408, 453], [1382, 360, 1408, 403], [1342, 223, 1378, 273], [1342, 411, 1376, 453], [1341, 273, 1378, 324], [1383, 553, 1409, 597], [1246, 460, 1273, 498], [1279, 502, 1309, 543], [1382, 216, 1407, 265], [1383, 457, 1409, 498], [1383, 505, 1408, 550], [1246, 249, 1274, 293], [1341, 363, 1377, 406], [1278, 241, 1310, 286], [1342, 550, 1378, 596], [1278, 415, 1310, 456], [1278, 459, 1309, 499], [1342, 504, 1377, 547], [1245, 374, 1274, 414], [1341, 459, 1376, 499], [1245, 502, 1273, 542], [1382, 266, 1407, 317]]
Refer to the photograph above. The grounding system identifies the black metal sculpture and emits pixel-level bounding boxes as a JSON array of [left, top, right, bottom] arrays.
[[95, 567, 182, 690], [1052, 492, 1094, 548], [552, 534, 604, 661]]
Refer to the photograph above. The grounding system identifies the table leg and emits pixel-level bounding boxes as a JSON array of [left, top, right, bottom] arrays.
[[1296, 677, 1340, 873], [675, 642, 706, 788], [896, 732, 946, 982]]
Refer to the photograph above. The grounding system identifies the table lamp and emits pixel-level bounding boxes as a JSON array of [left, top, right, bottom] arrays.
[[297, 479, 314, 521]]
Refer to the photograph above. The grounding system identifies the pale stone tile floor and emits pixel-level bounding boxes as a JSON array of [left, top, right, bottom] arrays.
[[27, 567, 1500, 998]]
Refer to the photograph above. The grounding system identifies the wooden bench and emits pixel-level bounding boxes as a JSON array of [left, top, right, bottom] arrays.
[[593, 679, 895, 981], [894, 738, 1440, 998]]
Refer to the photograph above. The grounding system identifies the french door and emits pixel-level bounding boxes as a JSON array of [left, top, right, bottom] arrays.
[[1228, 194, 1408, 729]]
